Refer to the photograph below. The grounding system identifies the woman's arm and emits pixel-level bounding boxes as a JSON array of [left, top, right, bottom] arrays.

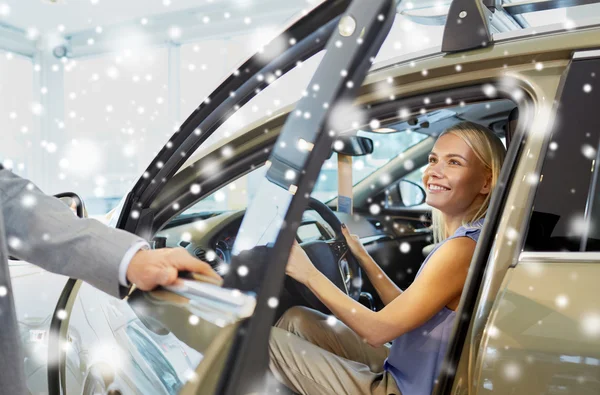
[[286, 237, 476, 347], [341, 225, 402, 305]]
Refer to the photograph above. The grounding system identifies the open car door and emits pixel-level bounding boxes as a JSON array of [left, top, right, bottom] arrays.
[[48, 1, 397, 394]]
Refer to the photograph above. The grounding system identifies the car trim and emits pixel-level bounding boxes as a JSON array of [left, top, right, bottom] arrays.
[[519, 251, 600, 262], [494, 17, 600, 42], [436, 88, 534, 393], [573, 48, 600, 59], [502, 0, 600, 15], [370, 20, 600, 76], [47, 279, 83, 395], [370, 45, 442, 73]]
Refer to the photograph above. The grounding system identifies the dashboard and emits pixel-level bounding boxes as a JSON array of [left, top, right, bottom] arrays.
[[155, 208, 384, 271]]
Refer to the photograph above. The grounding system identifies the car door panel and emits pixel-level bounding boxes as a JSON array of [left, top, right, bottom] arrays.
[[56, 2, 363, 395], [474, 259, 600, 394], [472, 53, 600, 395], [444, 51, 600, 394], [65, 284, 216, 394]]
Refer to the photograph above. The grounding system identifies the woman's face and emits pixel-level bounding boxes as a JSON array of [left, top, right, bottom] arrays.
[[422, 133, 491, 217]]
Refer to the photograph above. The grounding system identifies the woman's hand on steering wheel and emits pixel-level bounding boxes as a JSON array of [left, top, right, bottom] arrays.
[[286, 240, 319, 285], [341, 224, 368, 260]]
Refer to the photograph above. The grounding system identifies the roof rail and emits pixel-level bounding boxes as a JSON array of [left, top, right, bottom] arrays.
[[440, 0, 600, 52], [502, 0, 600, 16], [441, 0, 494, 52]]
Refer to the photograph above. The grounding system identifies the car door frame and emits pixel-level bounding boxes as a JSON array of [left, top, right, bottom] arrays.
[[114, 0, 353, 236], [436, 51, 600, 395], [460, 50, 600, 395], [46, 2, 355, 394], [47, 1, 377, 394]]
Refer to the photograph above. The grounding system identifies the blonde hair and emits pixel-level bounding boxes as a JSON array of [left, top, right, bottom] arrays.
[[431, 121, 506, 243]]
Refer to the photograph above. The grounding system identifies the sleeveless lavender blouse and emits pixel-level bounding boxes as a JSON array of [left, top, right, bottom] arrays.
[[383, 219, 484, 395]]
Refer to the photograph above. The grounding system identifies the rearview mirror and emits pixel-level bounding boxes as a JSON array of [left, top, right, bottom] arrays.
[[55, 192, 88, 218], [331, 135, 374, 157], [398, 180, 426, 207]]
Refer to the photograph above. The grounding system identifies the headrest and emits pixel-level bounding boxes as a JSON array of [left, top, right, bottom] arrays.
[[506, 107, 519, 147]]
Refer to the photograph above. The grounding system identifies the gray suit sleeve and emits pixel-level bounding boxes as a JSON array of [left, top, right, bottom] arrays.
[[0, 169, 145, 298]]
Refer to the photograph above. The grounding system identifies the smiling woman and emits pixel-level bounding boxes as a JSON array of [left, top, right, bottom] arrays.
[[426, 121, 506, 243], [269, 120, 507, 395]]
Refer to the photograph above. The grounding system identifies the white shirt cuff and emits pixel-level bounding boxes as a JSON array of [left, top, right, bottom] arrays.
[[119, 240, 150, 286]]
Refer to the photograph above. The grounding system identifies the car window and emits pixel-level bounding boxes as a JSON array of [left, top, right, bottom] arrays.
[[524, 55, 600, 252], [180, 166, 268, 215]]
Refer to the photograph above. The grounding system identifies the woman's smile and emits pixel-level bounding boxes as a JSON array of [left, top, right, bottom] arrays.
[[427, 183, 451, 193]]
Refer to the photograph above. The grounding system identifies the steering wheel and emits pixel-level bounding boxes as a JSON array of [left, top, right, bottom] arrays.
[[287, 198, 362, 314]]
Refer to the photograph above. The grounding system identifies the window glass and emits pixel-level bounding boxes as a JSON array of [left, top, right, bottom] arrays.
[[524, 58, 600, 252], [126, 325, 182, 394], [181, 166, 268, 215]]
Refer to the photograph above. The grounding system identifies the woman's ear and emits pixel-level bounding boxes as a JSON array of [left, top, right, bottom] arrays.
[[479, 172, 492, 195]]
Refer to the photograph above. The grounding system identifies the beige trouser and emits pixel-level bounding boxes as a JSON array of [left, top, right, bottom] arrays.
[[269, 306, 402, 395]]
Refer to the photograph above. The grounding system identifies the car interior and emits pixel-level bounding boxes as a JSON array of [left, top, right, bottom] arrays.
[[153, 97, 517, 316]]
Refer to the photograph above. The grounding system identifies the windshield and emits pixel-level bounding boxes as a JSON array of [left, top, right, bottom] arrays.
[[311, 130, 428, 202], [177, 129, 427, 216]]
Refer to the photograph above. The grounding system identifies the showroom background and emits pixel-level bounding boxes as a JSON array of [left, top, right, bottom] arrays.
[[0, 0, 586, 216]]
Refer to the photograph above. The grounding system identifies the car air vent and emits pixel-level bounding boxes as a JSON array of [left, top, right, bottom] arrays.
[[179, 241, 190, 248], [194, 248, 206, 261], [368, 219, 384, 230]]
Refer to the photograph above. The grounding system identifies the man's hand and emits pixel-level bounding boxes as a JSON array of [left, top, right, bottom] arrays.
[[126, 247, 221, 291]]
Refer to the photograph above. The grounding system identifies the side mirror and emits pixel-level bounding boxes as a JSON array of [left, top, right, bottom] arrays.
[[331, 135, 374, 157], [398, 180, 426, 207], [55, 192, 88, 218]]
